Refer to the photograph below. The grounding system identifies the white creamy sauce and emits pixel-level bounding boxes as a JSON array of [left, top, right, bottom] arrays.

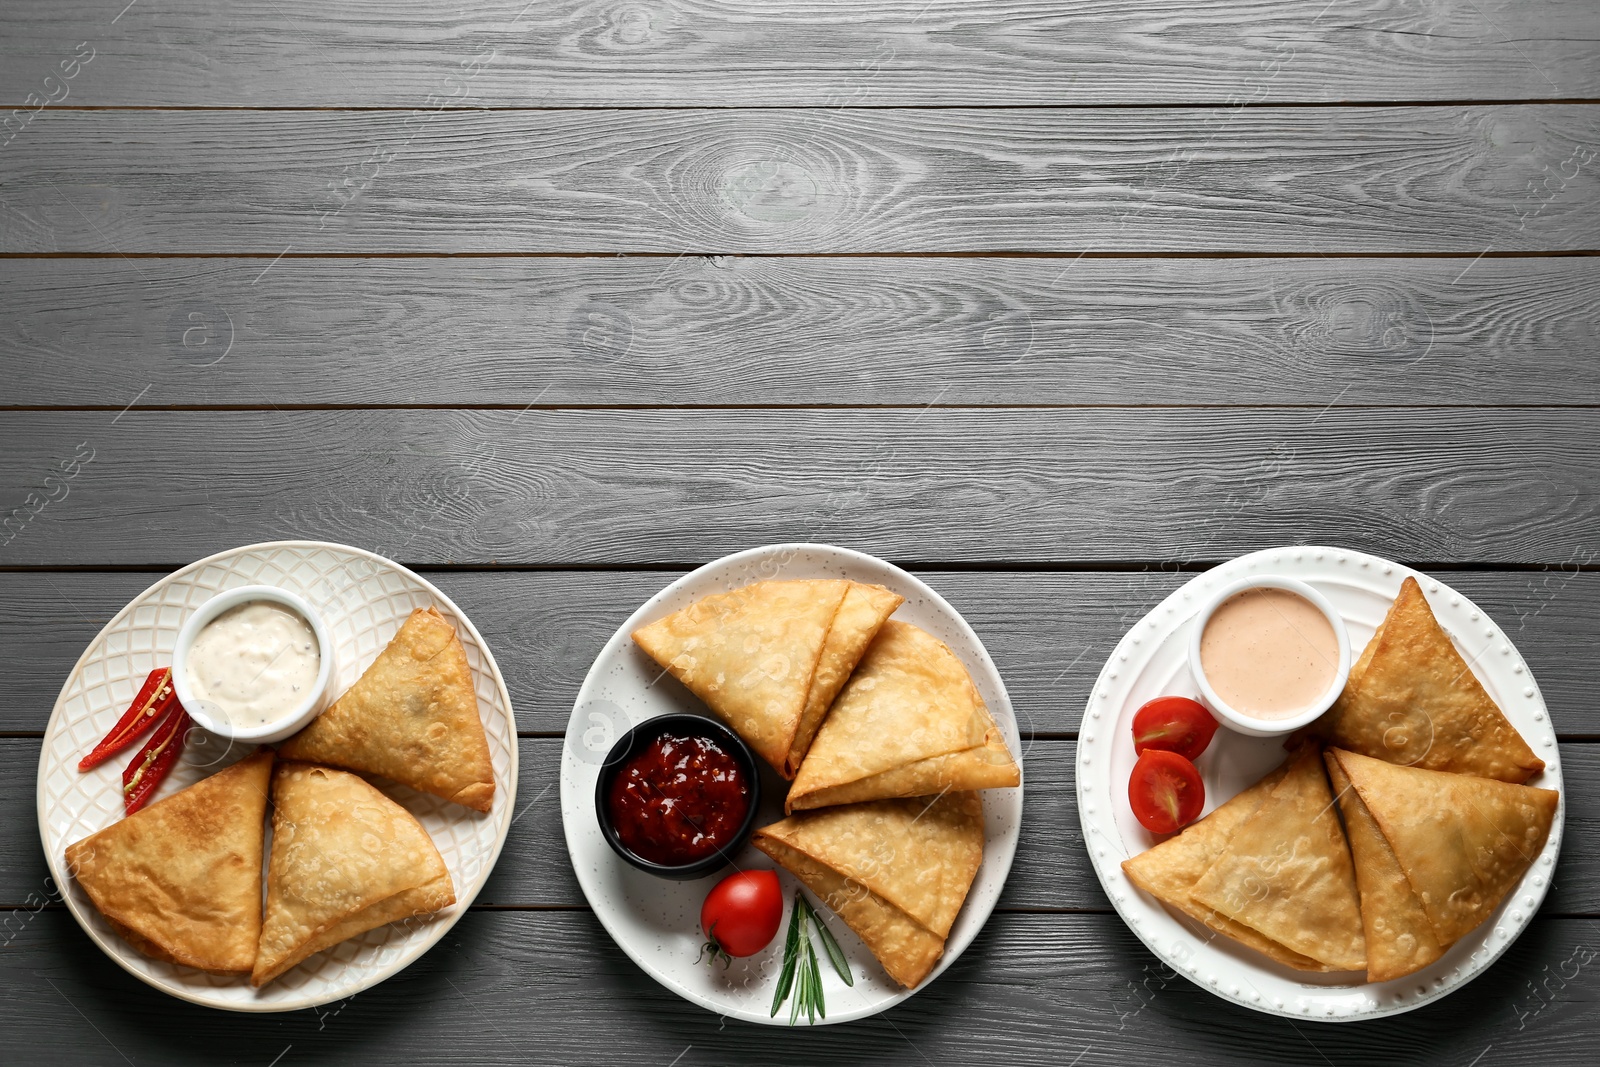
[[187, 601, 319, 727]]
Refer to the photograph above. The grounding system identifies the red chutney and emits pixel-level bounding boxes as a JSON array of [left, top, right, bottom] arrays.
[[607, 731, 751, 866]]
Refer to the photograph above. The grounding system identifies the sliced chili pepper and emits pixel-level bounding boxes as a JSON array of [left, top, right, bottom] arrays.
[[121, 701, 192, 815], [79, 667, 177, 772]]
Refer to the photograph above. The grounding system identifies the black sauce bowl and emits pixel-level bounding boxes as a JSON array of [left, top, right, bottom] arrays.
[[594, 712, 763, 881]]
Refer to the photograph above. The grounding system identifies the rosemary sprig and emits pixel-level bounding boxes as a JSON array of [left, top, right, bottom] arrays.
[[770, 889, 854, 1024], [809, 905, 853, 988], [769, 890, 802, 1017]]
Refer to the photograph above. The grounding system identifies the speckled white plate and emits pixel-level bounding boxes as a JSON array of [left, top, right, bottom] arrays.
[[561, 543, 1024, 1024], [37, 541, 518, 1012], [1080, 546, 1564, 1022]]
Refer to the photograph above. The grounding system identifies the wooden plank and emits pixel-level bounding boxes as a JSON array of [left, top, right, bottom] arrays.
[[3, 107, 1596, 254], [0, 408, 1595, 566], [3, 909, 1596, 1064], [6, 256, 1599, 407], [7, 736, 1597, 914], [3, 1, 1597, 107], [5, 569, 1600, 737]]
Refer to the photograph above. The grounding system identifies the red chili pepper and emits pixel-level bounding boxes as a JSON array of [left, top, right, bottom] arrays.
[[79, 667, 177, 772], [121, 701, 192, 814]]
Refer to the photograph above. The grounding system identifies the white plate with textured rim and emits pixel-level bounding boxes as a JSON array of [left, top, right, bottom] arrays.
[[1079, 545, 1564, 1022], [561, 543, 1024, 1025], [37, 541, 518, 1012]]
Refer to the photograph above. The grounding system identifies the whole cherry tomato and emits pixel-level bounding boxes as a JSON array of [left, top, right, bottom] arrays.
[[1128, 749, 1205, 834], [1132, 696, 1219, 762], [700, 870, 783, 963]]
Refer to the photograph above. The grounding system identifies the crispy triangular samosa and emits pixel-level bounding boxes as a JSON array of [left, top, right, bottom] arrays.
[[785, 581, 904, 777], [1122, 762, 1330, 971], [1323, 750, 1449, 982], [279, 607, 495, 811], [252, 763, 455, 986], [1311, 577, 1542, 783], [1189, 746, 1367, 972], [753, 792, 984, 988], [65, 748, 274, 974], [1329, 748, 1557, 946], [632, 579, 902, 778], [786, 621, 1019, 812]]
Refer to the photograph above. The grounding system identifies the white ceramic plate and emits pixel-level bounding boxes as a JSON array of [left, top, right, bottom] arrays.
[[561, 543, 1024, 1024], [37, 541, 518, 1012], [1080, 546, 1564, 1022]]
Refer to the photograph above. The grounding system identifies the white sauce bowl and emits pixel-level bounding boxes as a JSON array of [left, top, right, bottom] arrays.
[[1187, 574, 1351, 738], [171, 584, 334, 744]]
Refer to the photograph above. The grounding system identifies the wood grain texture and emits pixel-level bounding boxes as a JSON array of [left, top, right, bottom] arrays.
[[1, 408, 1595, 566], [3, 1, 1598, 107], [7, 737, 1597, 915], [6, 256, 1599, 407], [4, 107, 1597, 254], [5, 568, 1599, 736], [4, 909, 1596, 1064]]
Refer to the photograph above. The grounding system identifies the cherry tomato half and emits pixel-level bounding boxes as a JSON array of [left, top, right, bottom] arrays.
[[700, 870, 783, 961], [1131, 695, 1219, 762], [1128, 749, 1205, 834]]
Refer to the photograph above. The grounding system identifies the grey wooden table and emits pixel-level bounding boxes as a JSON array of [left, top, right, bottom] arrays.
[[2, 2, 1597, 1064]]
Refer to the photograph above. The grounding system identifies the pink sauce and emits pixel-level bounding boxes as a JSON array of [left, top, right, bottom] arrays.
[[1199, 588, 1338, 719]]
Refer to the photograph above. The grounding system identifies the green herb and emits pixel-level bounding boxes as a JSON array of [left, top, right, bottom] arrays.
[[809, 906, 854, 987], [770, 889, 852, 1024], [769, 890, 802, 1017]]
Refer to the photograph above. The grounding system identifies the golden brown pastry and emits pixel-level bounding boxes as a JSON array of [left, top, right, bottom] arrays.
[[631, 579, 901, 777], [65, 748, 274, 974], [1327, 747, 1557, 948], [754, 793, 984, 988], [252, 762, 455, 986], [279, 607, 495, 811], [1122, 761, 1331, 971], [1188, 746, 1367, 972], [786, 621, 1019, 812], [1308, 577, 1543, 783], [786, 581, 905, 776], [1324, 750, 1449, 982]]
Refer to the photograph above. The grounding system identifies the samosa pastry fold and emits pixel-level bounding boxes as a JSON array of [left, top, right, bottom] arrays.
[[1122, 761, 1331, 972], [279, 606, 495, 811], [66, 748, 274, 975], [787, 621, 1018, 811], [1308, 577, 1542, 783], [1328, 748, 1557, 947], [785, 581, 904, 777], [1324, 750, 1449, 983], [632, 579, 901, 778], [753, 793, 984, 988], [252, 762, 455, 987], [1189, 746, 1367, 972]]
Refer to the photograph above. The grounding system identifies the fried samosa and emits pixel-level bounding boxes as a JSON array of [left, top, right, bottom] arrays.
[[1328, 748, 1557, 948], [1324, 750, 1449, 982], [65, 748, 274, 975], [279, 607, 495, 812], [1189, 746, 1367, 972], [787, 581, 905, 777], [1122, 762, 1331, 971], [631, 579, 901, 778], [754, 792, 984, 988], [252, 763, 455, 987], [1309, 577, 1542, 783], [786, 621, 1019, 812]]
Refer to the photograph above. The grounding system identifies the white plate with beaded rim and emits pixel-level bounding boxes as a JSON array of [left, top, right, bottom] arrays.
[[36, 541, 518, 1012], [1079, 545, 1564, 1022], [561, 543, 1024, 1025]]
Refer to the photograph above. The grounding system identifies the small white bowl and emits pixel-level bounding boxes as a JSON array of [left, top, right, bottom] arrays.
[[1187, 574, 1351, 738], [171, 584, 334, 744]]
